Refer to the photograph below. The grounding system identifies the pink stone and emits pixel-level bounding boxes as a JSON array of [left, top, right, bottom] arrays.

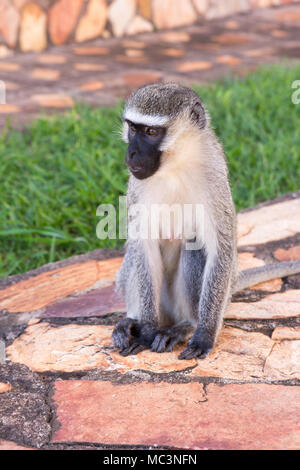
[[52, 381, 300, 449], [48, 0, 84, 45], [0, 0, 19, 47], [152, 0, 197, 29], [226, 289, 300, 319], [108, 0, 136, 38], [126, 15, 153, 35], [237, 198, 300, 246], [274, 246, 300, 262], [20, 3, 47, 52], [75, 0, 107, 43]]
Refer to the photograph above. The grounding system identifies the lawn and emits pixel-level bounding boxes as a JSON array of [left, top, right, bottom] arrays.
[[1, 65, 300, 278]]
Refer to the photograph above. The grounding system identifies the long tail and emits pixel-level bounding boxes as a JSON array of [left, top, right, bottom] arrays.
[[234, 260, 300, 294]]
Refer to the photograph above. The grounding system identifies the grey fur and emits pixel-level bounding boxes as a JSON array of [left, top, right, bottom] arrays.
[[124, 82, 206, 127], [113, 82, 300, 360]]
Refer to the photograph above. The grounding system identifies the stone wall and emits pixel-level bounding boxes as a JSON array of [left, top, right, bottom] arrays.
[[0, 0, 299, 54]]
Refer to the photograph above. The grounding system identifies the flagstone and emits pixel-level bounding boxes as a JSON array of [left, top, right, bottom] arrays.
[[226, 289, 300, 320], [216, 55, 242, 66], [272, 326, 300, 341], [0, 382, 11, 393], [152, 0, 197, 30], [122, 72, 160, 87], [52, 380, 300, 449], [19, 3, 47, 52], [32, 94, 74, 108], [161, 48, 184, 57], [75, 0, 107, 43], [32, 68, 60, 81], [224, 20, 239, 29], [271, 29, 288, 38], [125, 48, 144, 57], [264, 340, 300, 380], [237, 198, 300, 246], [212, 33, 251, 44], [42, 285, 125, 318], [121, 40, 146, 48], [48, 0, 84, 45], [0, 62, 20, 71], [0, 0, 19, 47], [75, 63, 107, 71], [116, 54, 147, 64], [193, 0, 209, 16], [126, 15, 153, 35], [191, 326, 273, 380], [0, 257, 123, 313], [73, 46, 109, 55], [6, 323, 113, 373], [0, 104, 20, 113], [0, 45, 13, 58], [0, 439, 34, 450], [160, 31, 191, 43], [177, 60, 212, 72], [108, 0, 136, 38], [6, 321, 298, 381], [109, 346, 197, 373], [274, 246, 300, 262], [79, 81, 104, 91], [244, 48, 274, 57], [37, 54, 67, 64]]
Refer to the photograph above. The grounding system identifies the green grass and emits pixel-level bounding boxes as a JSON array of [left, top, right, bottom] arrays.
[[1, 64, 300, 277]]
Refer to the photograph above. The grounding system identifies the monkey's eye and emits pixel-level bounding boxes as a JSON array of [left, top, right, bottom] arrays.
[[146, 127, 158, 136]]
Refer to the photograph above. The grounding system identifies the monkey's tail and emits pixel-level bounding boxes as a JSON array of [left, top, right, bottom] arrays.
[[234, 260, 300, 294]]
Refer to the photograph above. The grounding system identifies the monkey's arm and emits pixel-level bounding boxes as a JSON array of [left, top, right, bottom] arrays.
[[234, 260, 300, 293], [112, 239, 162, 355]]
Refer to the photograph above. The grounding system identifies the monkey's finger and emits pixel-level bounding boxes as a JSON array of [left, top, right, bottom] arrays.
[[150, 333, 163, 352], [178, 347, 203, 360], [151, 334, 169, 353], [165, 337, 179, 352], [120, 343, 147, 356]]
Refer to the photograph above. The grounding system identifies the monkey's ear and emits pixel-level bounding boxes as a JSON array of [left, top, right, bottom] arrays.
[[190, 102, 206, 129]]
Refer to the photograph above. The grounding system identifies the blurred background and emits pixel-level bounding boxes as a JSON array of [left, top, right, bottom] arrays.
[[0, 0, 300, 278]]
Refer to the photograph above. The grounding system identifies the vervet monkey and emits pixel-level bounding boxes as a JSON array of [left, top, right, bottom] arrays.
[[112, 83, 300, 360]]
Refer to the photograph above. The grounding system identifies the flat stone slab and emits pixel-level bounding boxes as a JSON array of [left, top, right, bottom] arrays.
[[52, 381, 300, 449], [6, 322, 300, 382]]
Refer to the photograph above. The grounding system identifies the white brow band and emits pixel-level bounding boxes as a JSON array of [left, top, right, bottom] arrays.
[[123, 108, 169, 127]]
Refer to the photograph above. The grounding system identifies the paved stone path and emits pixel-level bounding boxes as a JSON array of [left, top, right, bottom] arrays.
[[1, 3, 300, 128], [0, 191, 299, 449]]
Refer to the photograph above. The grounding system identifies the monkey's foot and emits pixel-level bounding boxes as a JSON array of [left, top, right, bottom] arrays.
[[151, 323, 194, 353], [112, 318, 157, 356], [178, 330, 213, 360], [112, 318, 139, 350]]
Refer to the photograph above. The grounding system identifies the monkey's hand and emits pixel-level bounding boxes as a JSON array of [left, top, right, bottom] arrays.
[[151, 323, 194, 353], [112, 318, 157, 356], [178, 328, 214, 360]]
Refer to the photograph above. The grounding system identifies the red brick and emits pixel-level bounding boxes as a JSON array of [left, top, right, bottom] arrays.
[[52, 381, 300, 449]]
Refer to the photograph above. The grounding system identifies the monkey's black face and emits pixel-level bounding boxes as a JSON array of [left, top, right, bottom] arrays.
[[125, 120, 166, 180]]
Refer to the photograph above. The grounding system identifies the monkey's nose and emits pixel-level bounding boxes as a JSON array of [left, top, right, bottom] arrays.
[[129, 151, 137, 160]]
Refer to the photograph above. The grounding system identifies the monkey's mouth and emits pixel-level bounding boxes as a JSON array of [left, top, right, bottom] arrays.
[[128, 164, 149, 179], [130, 165, 143, 173]]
